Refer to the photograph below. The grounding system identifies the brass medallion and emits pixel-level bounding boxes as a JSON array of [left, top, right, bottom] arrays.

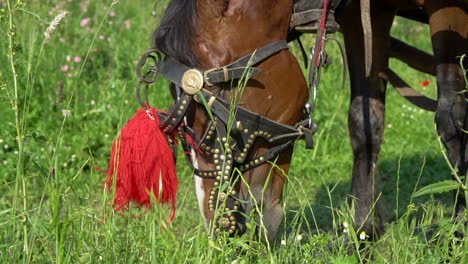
[[181, 69, 204, 95]]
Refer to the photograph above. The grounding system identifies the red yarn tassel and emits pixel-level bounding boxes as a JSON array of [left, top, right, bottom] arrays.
[[105, 106, 178, 221]]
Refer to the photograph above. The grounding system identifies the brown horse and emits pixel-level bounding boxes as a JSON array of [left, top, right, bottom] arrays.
[[153, 0, 307, 242], [334, 0, 467, 238]]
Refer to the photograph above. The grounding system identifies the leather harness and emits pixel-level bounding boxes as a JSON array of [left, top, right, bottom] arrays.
[[133, 3, 337, 233]]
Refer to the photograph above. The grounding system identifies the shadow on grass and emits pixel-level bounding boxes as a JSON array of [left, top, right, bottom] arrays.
[[283, 152, 453, 236]]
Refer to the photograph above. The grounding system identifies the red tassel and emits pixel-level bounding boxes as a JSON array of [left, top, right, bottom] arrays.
[[105, 106, 178, 221]]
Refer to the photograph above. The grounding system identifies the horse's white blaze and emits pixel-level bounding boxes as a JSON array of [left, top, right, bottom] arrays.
[[192, 148, 208, 229]]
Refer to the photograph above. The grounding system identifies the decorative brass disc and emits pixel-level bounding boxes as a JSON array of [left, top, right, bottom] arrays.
[[181, 69, 204, 95]]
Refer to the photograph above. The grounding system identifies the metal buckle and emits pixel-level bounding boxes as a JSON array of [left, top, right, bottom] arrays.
[[203, 67, 217, 86]]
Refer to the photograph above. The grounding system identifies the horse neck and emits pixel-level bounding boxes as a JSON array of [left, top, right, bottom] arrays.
[[193, 0, 293, 69]]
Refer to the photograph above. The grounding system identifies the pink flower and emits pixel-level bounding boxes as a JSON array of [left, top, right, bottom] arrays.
[[99, 35, 105, 40], [80, 17, 90, 27], [59, 38, 66, 43], [109, 11, 116, 17], [124, 19, 131, 29], [61, 65, 69, 72], [74, 56, 81, 63]]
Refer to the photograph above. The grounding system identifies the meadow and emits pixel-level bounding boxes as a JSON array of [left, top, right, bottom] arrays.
[[0, 0, 466, 263]]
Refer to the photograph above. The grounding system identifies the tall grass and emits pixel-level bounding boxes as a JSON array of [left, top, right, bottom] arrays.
[[0, 0, 465, 263]]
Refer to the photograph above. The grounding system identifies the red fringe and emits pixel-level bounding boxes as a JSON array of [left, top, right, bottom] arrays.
[[105, 107, 178, 221]]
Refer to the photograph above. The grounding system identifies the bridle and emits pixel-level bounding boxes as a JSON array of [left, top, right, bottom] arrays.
[[133, 1, 339, 233]]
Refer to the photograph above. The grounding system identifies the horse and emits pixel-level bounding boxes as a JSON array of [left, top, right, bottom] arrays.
[[152, 0, 308, 242], [330, 0, 467, 239], [108, 0, 466, 244]]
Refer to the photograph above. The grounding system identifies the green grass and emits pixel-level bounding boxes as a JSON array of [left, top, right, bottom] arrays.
[[0, 0, 466, 263]]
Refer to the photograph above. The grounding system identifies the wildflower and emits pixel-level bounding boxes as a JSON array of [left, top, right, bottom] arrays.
[[80, 17, 91, 27], [109, 11, 116, 17], [342, 221, 349, 233], [387, 124, 393, 128], [359, 231, 369, 240], [67, 73, 73, 78], [419, 80, 432, 87], [71, 154, 76, 162], [280, 239, 286, 246], [44, 10, 69, 43], [66, 55, 71, 62], [0, 139, 3, 143], [99, 35, 105, 40], [107, 104, 112, 109], [14, 150, 18, 155], [2, 160, 7, 165], [124, 19, 131, 29], [74, 56, 81, 63], [61, 65, 69, 72], [59, 38, 66, 43], [152, 10, 157, 16], [104, 134, 109, 138], [123, 100, 128, 105], [62, 109, 72, 118], [4, 144, 9, 149], [63, 162, 68, 168], [296, 234, 303, 241], [90, 100, 96, 105]]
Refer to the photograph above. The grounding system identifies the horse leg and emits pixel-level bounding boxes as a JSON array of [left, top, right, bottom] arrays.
[[424, 0, 468, 228], [339, 1, 395, 239]]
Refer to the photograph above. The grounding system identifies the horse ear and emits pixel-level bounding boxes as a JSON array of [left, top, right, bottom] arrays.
[[360, 0, 372, 77]]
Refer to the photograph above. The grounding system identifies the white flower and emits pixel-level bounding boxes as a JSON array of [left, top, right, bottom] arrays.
[[359, 231, 369, 240], [342, 221, 349, 228], [4, 144, 9, 149], [90, 100, 96, 105], [343, 228, 349, 233], [296, 234, 303, 241], [0, 139, 3, 143], [280, 239, 286, 246], [44, 10, 69, 43], [62, 109, 71, 118], [14, 151, 18, 155]]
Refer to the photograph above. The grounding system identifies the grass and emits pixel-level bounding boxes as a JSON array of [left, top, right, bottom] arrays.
[[0, 0, 466, 263]]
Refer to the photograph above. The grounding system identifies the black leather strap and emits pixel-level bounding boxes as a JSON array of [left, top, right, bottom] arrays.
[[157, 40, 289, 87]]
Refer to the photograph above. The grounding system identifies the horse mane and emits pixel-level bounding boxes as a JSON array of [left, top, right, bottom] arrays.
[[153, 0, 198, 67]]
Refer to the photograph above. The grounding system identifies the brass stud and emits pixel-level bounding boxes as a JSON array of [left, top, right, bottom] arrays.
[[221, 217, 230, 228], [260, 157, 265, 161], [214, 182, 219, 186], [215, 149, 220, 154], [231, 190, 237, 195], [206, 135, 211, 140], [182, 100, 187, 105], [215, 165, 221, 170], [219, 192, 226, 201], [233, 206, 239, 210], [177, 110, 182, 115], [230, 216, 236, 221], [222, 137, 227, 142], [244, 129, 249, 133], [230, 225, 236, 230], [228, 229, 234, 234], [214, 154, 219, 159], [255, 159, 259, 164], [215, 228, 220, 232], [254, 131, 259, 136], [231, 221, 236, 226], [216, 176, 221, 180], [223, 176, 229, 180], [214, 160, 219, 164], [208, 131, 213, 135]]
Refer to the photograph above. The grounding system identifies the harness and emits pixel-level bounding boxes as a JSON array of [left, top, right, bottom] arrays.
[[133, 2, 339, 233]]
